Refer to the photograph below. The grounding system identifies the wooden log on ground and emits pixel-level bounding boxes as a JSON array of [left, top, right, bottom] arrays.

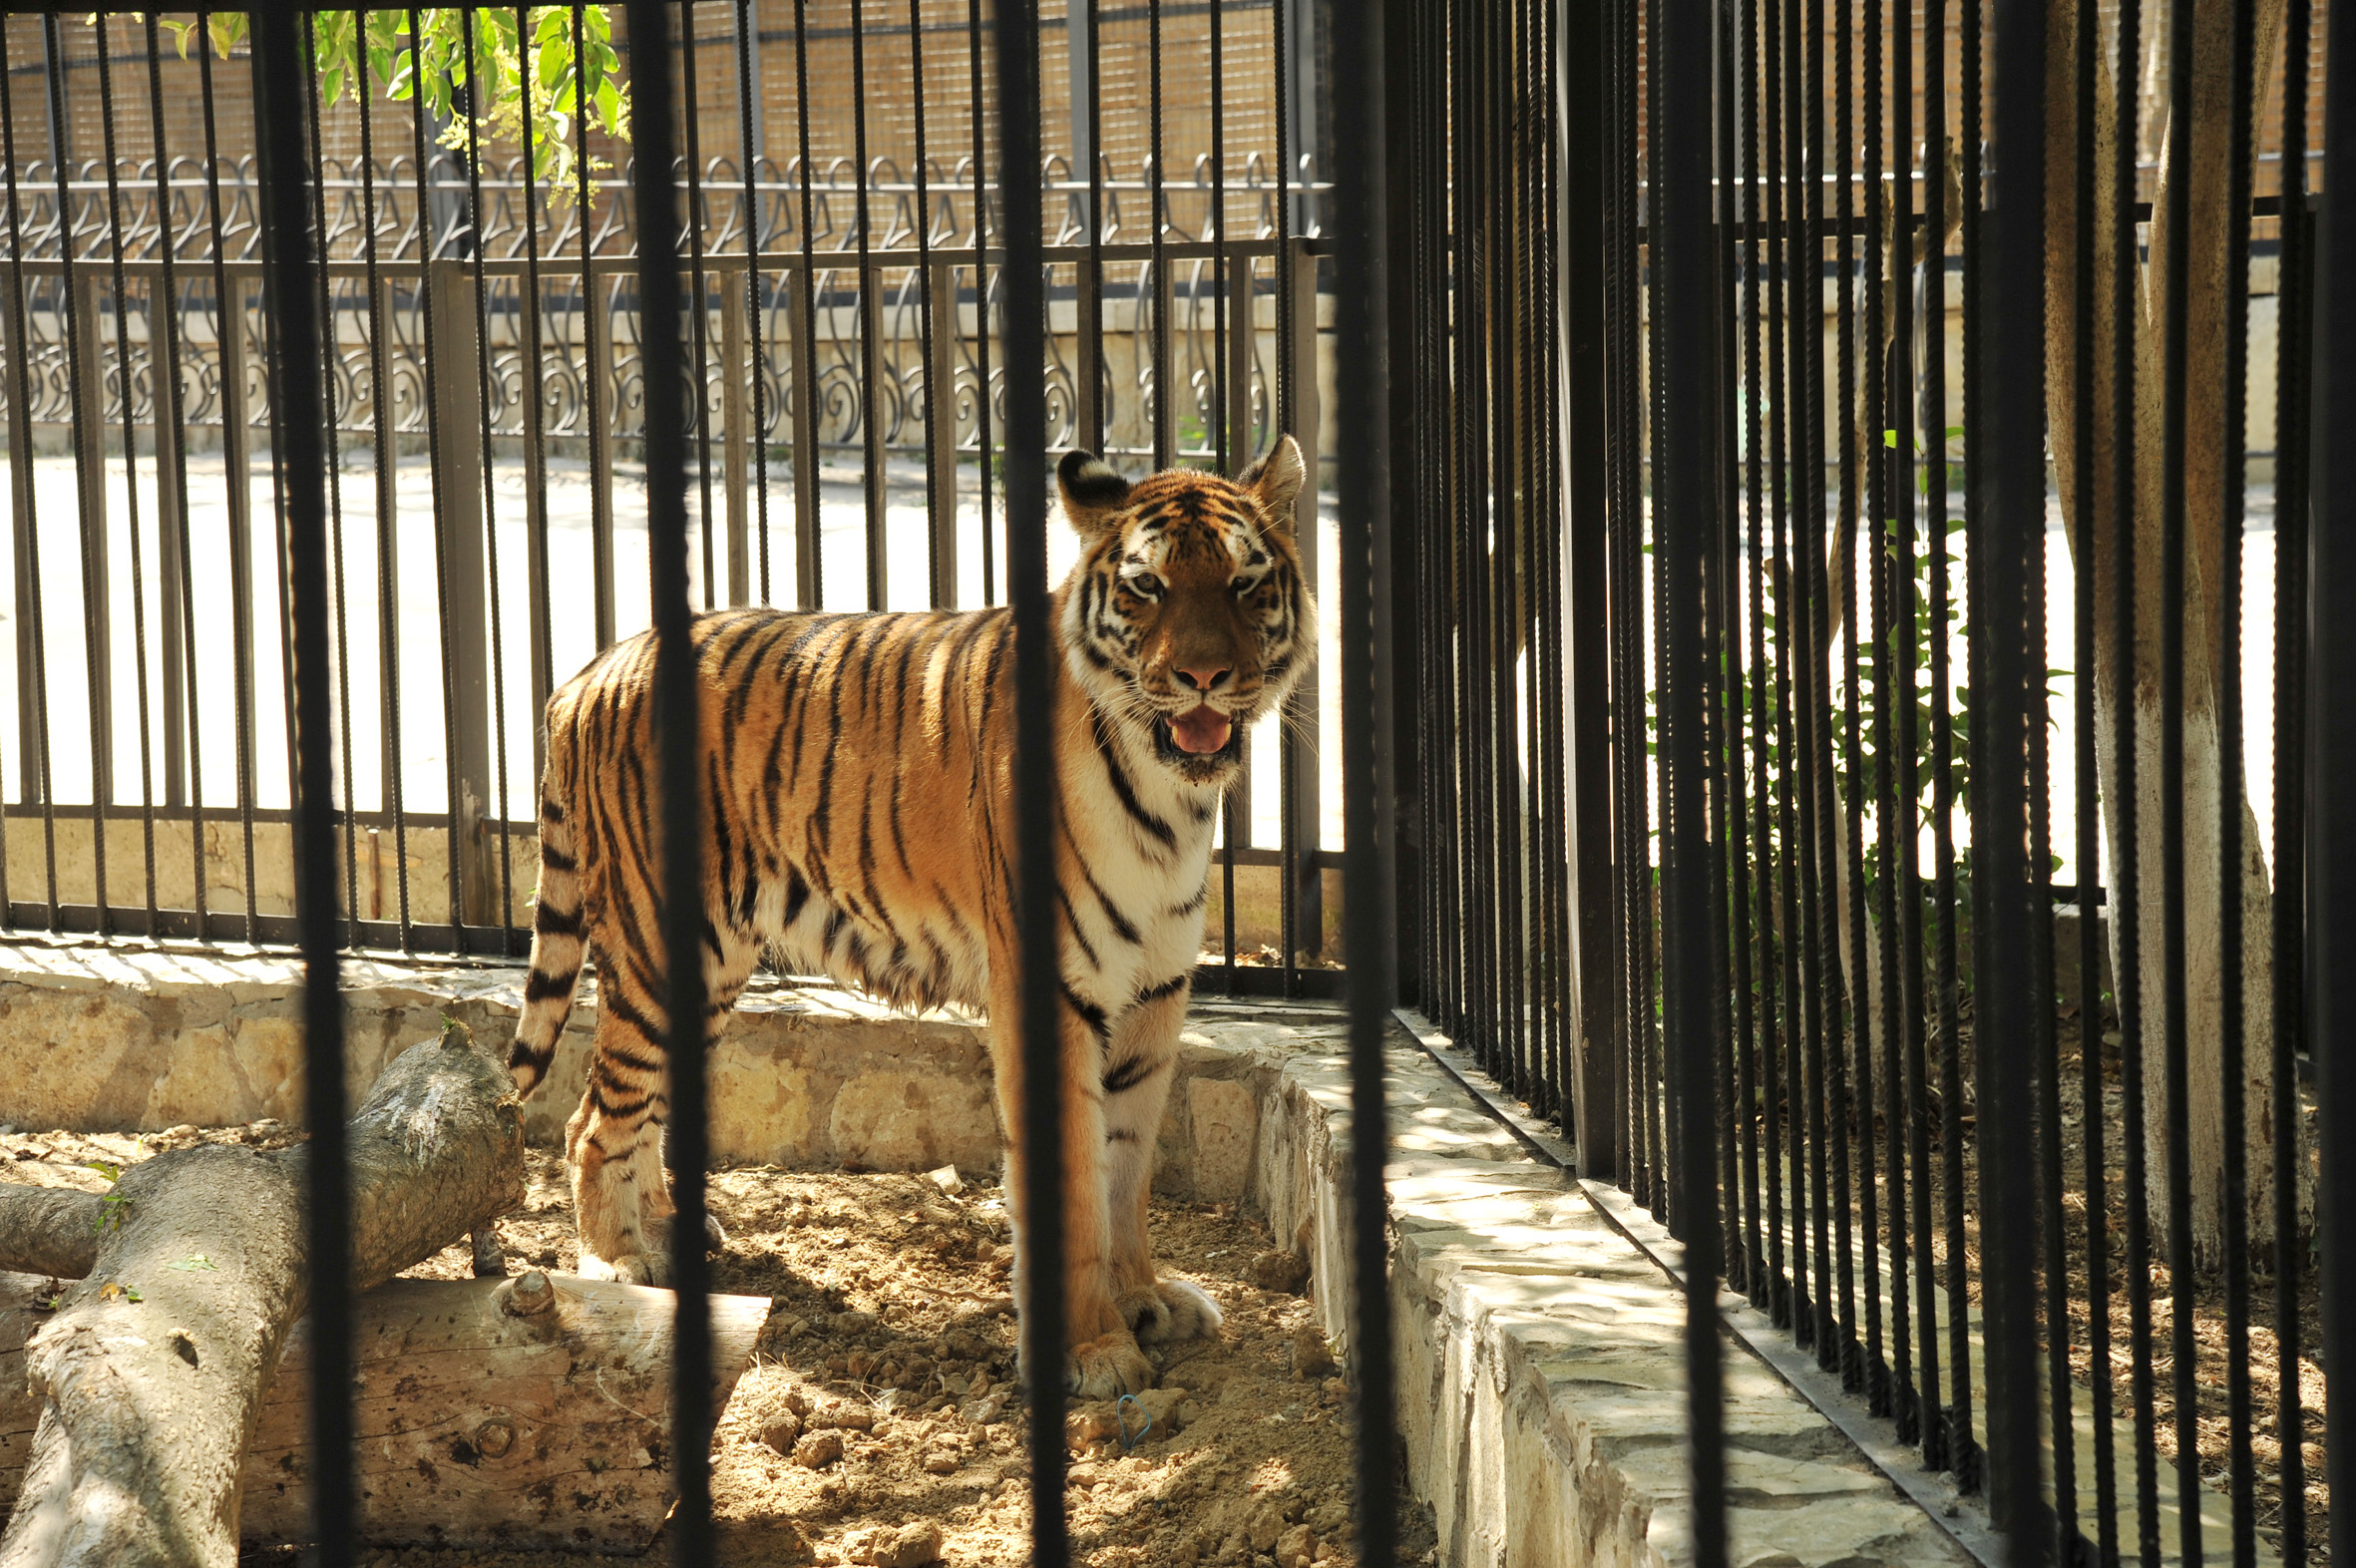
[[0, 1023, 525, 1568], [0, 1193, 101, 1284], [239, 1273, 768, 1553]]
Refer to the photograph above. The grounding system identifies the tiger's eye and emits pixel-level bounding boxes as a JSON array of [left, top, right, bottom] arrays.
[[1127, 574, 1163, 597]]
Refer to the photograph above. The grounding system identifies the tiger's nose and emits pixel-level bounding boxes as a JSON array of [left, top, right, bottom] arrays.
[[1175, 663, 1234, 693]]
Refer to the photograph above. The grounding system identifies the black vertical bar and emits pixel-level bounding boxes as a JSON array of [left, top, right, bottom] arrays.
[[46, 14, 107, 931], [623, 5, 713, 1563], [408, 5, 468, 940], [2156, 0, 2203, 1548], [1925, 0, 1978, 1477], [967, 0, 994, 606], [250, 6, 350, 1557], [2215, 0, 2260, 1552], [1334, 0, 1399, 1560], [523, 4, 559, 751], [463, 16, 518, 953], [92, 21, 160, 929], [1656, 0, 1729, 1547], [196, 18, 259, 943], [299, 19, 360, 950], [1562, 0, 1619, 1177], [735, 0, 773, 606], [913, 0, 948, 607], [1148, 0, 1171, 472], [2070, 0, 2120, 1546], [849, 0, 887, 608], [1864, 0, 1907, 1426], [1762, 0, 1790, 1318], [576, 2, 616, 648], [356, 39, 415, 947], [994, 3, 1068, 1561], [1831, 0, 1878, 1398], [1976, 0, 2049, 1545], [148, 15, 204, 935], [2112, 0, 2160, 1535], [792, 0, 824, 609], [2269, 0, 2314, 1557], [1268, 0, 1294, 986], [682, 1, 720, 611], [2308, 0, 2356, 1545], [0, 20, 57, 931]]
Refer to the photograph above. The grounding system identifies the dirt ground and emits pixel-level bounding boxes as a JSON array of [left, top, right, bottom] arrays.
[[0, 1124, 1432, 1567]]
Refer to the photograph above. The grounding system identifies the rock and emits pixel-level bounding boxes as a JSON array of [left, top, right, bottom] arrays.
[[1188, 1078, 1258, 1203], [1275, 1524, 1318, 1568], [1249, 1505, 1286, 1552], [761, 1412, 805, 1454], [1065, 1405, 1121, 1449], [960, 1391, 1007, 1425], [850, 1522, 946, 1567], [1128, 1385, 1190, 1436], [1247, 1249, 1310, 1295], [833, 1310, 880, 1336], [1292, 1324, 1337, 1379], [814, 1398, 875, 1431], [792, 1430, 844, 1469], [927, 1164, 965, 1196], [921, 1448, 960, 1474]]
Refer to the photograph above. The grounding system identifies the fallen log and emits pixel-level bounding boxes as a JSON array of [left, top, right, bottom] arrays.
[[0, 1023, 525, 1568], [240, 1272, 768, 1552], [0, 1192, 101, 1284]]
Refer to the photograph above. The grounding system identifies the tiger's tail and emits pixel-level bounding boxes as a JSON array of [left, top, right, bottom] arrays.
[[510, 746, 587, 1097]]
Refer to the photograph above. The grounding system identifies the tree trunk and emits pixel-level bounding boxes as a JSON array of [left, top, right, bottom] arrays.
[[2042, 0, 2306, 1266], [0, 1024, 526, 1568]]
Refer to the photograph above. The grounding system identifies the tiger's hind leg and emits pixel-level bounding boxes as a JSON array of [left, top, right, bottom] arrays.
[[1103, 979, 1223, 1346], [569, 935, 757, 1285]]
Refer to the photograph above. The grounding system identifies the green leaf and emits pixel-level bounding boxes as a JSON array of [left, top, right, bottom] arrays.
[[84, 1159, 120, 1183], [595, 76, 621, 134]]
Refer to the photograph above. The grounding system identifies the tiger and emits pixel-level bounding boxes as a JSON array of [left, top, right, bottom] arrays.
[[507, 436, 1313, 1397]]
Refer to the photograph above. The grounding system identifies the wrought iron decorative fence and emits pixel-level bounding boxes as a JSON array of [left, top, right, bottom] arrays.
[[0, 6, 1339, 991]]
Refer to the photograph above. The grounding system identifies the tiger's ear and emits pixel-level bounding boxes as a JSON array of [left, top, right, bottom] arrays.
[[1057, 450, 1134, 536], [1239, 434, 1306, 534]]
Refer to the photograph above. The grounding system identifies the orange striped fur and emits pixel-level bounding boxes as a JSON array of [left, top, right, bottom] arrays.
[[510, 437, 1312, 1396]]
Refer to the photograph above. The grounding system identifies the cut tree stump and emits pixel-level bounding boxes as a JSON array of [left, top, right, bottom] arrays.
[[0, 1023, 526, 1568], [239, 1273, 768, 1552]]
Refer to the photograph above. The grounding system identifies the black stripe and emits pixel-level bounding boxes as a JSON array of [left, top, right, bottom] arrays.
[[1090, 708, 1177, 850], [1058, 886, 1103, 973], [1059, 981, 1111, 1039], [781, 868, 813, 928], [525, 968, 578, 1002], [534, 901, 585, 937], [541, 795, 567, 824], [1134, 972, 1191, 1004], [1102, 1053, 1165, 1095], [539, 843, 579, 874]]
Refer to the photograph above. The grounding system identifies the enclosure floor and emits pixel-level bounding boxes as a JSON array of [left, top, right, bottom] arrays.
[[0, 1122, 1415, 1567]]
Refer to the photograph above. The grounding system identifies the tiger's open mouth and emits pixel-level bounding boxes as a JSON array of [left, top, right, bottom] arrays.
[[1152, 705, 1246, 773]]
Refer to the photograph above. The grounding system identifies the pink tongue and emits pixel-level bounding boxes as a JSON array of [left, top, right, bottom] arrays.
[[1171, 707, 1233, 754]]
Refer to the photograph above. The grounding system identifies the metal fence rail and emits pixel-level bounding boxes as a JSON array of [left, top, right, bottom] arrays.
[[0, 4, 1338, 994], [1393, 0, 2347, 1559]]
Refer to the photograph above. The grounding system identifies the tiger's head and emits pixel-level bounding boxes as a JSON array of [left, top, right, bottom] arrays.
[[1055, 435, 1315, 788]]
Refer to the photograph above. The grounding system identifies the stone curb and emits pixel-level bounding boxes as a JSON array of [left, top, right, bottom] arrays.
[[1238, 1016, 1971, 1568]]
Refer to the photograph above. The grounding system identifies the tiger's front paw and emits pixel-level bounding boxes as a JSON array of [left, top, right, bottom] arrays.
[[579, 1250, 670, 1286], [1065, 1331, 1156, 1399], [1119, 1279, 1225, 1345]]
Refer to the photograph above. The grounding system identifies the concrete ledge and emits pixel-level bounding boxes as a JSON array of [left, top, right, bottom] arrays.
[[1239, 1019, 1972, 1568]]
